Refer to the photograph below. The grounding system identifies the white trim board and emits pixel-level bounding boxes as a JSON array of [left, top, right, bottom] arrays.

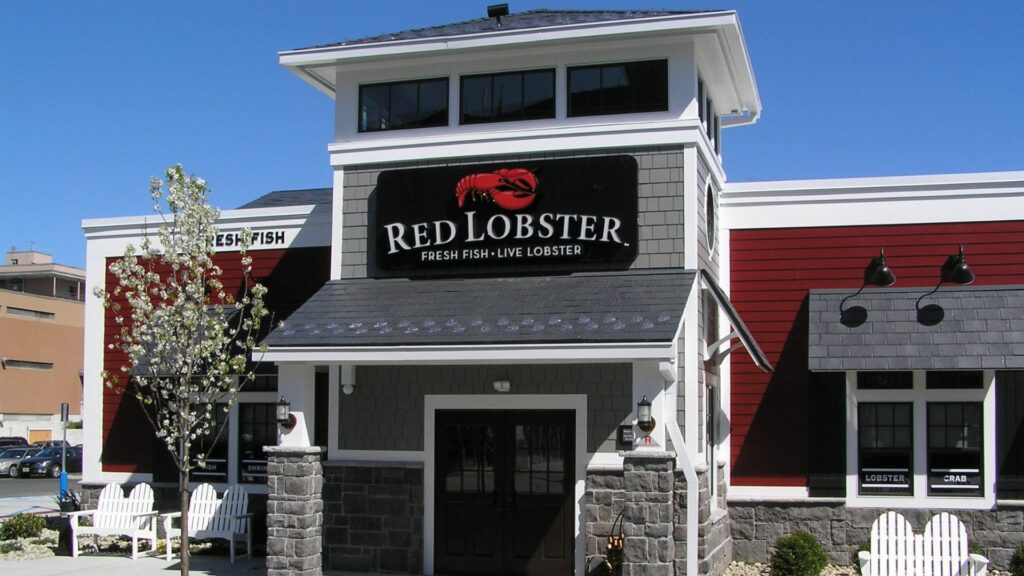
[[422, 394, 588, 576], [265, 342, 677, 364]]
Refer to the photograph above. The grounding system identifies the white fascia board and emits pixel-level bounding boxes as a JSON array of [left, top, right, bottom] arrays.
[[264, 341, 676, 365], [722, 171, 1024, 229], [329, 120, 705, 166], [82, 205, 329, 240]]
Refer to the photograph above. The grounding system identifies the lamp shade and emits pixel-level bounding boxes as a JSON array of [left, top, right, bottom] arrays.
[[941, 245, 975, 285], [864, 249, 896, 287]]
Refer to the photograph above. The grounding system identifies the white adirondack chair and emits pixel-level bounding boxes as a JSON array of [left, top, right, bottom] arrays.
[[68, 482, 159, 560], [859, 511, 989, 576], [162, 483, 252, 563], [921, 512, 989, 576]]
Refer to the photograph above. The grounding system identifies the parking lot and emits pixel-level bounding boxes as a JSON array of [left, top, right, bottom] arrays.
[[0, 475, 81, 517]]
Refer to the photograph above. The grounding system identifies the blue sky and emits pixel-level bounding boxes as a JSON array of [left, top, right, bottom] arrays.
[[2, 1, 1021, 268]]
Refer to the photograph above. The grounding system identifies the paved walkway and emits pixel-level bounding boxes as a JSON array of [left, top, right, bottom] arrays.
[[0, 554, 375, 575]]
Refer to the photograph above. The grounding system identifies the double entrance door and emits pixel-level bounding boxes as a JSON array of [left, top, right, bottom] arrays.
[[435, 410, 574, 576]]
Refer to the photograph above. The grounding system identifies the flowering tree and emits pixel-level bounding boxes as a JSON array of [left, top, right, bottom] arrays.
[[95, 165, 268, 574]]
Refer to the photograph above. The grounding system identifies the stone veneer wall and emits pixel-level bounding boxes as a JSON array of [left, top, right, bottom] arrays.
[[585, 456, 730, 576], [730, 501, 1024, 570], [322, 462, 423, 574], [266, 446, 324, 576]]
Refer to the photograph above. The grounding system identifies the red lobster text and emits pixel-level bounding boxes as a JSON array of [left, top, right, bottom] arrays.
[[455, 168, 538, 211]]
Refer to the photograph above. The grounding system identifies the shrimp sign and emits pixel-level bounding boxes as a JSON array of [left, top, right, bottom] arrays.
[[373, 156, 638, 277]]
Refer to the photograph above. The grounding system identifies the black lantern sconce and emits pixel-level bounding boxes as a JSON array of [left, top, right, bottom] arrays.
[[276, 396, 296, 429], [839, 248, 896, 324], [637, 396, 656, 434]]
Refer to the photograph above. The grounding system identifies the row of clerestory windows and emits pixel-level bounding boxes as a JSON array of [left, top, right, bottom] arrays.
[[358, 59, 675, 133]]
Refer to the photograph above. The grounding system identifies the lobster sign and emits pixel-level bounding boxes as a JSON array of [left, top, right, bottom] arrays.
[[455, 168, 538, 211]]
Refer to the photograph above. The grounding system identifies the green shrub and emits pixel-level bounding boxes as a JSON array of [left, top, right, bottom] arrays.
[[770, 531, 829, 576], [0, 514, 46, 541], [968, 540, 984, 556], [1010, 544, 1024, 576]]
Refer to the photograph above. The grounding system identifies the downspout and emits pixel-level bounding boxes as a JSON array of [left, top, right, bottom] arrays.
[[667, 414, 699, 576], [662, 350, 698, 576]]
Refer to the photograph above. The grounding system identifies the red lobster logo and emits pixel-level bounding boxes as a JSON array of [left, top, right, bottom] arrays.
[[455, 168, 538, 211]]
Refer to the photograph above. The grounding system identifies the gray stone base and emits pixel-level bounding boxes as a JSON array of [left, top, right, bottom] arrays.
[[322, 462, 423, 574], [729, 500, 1024, 570], [266, 446, 325, 576]]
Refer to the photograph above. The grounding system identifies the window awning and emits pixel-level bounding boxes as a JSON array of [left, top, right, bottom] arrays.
[[808, 285, 1024, 371], [700, 270, 773, 373], [263, 269, 695, 364]]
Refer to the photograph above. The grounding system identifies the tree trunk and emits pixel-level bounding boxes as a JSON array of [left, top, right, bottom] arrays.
[[180, 442, 190, 575]]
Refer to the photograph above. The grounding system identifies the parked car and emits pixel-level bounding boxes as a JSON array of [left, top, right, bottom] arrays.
[[16, 446, 82, 478], [0, 437, 29, 448], [0, 447, 41, 477], [32, 440, 70, 449]]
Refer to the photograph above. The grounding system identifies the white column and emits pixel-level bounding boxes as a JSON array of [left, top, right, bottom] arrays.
[[278, 363, 316, 447]]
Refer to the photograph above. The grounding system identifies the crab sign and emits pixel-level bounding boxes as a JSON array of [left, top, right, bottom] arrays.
[[454, 168, 538, 211]]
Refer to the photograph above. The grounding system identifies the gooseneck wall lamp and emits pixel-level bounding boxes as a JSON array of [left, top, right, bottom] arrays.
[[917, 245, 975, 309], [839, 248, 897, 321], [276, 396, 296, 429], [637, 396, 656, 434]]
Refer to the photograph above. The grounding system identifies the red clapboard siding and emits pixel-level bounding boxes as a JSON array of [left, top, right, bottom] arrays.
[[729, 220, 1024, 487], [101, 246, 329, 473]]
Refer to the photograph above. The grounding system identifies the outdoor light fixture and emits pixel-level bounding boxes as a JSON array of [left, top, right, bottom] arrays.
[[276, 396, 296, 429], [916, 245, 975, 321], [940, 245, 975, 286], [637, 396, 656, 434], [839, 248, 897, 323], [487, 3, 509, 19]]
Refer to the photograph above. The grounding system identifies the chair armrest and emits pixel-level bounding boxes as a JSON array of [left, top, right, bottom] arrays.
[[969, 553, 988, 576], [858, 550, 872, 576], [67, 510, 96, 527], [161, 511, 183, 519], [232, 513, 254, 519]]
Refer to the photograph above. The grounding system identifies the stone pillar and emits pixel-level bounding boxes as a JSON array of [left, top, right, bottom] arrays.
[[622, 450, 676, 576], [266, 445, 325, 576]]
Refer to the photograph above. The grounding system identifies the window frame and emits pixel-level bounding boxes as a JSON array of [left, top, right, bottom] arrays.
[[459, 68, 555, 125], [567, 59, 669, 118], [358, 77, 450, 133], [845, 369, 996, 509]]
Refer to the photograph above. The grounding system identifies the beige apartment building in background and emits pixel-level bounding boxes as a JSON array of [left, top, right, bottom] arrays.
[[0, 249, 84, 443]]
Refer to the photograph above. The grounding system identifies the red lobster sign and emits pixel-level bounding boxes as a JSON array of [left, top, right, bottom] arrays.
[[455, 168, 538, 211]]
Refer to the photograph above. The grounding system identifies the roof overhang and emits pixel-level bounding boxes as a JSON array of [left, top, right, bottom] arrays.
[[279, 11, 760, 123], [700, 270, 773, 372], [263, 269, 694, 365]]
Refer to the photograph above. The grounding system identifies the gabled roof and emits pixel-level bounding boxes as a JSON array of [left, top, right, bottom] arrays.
[[295, 9, 712, 51]]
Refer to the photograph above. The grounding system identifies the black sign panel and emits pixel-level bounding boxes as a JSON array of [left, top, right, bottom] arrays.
[[372, 156, 638, 276], [929, 467, 982, 496], [859, 468, 912, 495]]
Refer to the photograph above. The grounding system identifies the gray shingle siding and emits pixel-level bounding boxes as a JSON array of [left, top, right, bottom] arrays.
[[339, 364, 632, 453], [808, 285, 1024, 371]]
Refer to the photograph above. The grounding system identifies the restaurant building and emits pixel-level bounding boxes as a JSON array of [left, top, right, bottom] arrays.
[[80, 7, 1024, 576]]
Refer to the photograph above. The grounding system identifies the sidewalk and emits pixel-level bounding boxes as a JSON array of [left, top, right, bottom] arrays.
[[0, 554, 264, 575], [0, 553, 377, 575]]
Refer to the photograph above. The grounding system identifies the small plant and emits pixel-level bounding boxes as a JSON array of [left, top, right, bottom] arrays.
[[770, 531, 828, 576], [1010, 544, 1024, 576], [66, 421, 83, 429], [0, 541, 20, 554], [968, 540, 984, 556], [0, 514, 47, 541]]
